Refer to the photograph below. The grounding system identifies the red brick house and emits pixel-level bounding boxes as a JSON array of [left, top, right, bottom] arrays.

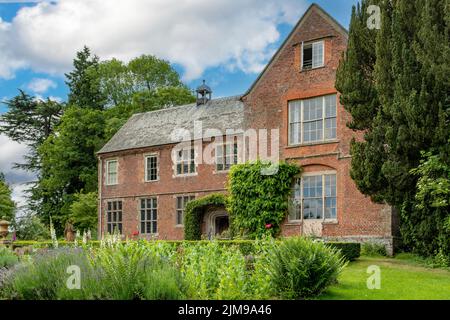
[[97, 4, 398, 253]]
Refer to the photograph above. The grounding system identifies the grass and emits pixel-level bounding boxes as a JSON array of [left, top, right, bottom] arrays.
[[319, 255, 450, 300]]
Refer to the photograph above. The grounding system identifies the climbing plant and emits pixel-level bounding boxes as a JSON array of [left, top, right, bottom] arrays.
[[228, 161, 301, 239], [184, 193, 228, 240]]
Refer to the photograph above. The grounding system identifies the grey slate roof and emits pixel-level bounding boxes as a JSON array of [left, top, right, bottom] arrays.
[[98, 95, 244, 154]]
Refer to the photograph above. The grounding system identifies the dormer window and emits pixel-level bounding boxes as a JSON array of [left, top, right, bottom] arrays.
[[302, 40, 324, 70]]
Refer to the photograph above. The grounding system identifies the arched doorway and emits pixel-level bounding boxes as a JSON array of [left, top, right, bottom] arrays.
[[203, 208, 229, 240]]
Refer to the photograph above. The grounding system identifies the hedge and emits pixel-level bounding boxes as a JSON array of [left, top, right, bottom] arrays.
[[10, 239, 360, 260], [326, 242, 361, 261], [184, 193, 228, 240]]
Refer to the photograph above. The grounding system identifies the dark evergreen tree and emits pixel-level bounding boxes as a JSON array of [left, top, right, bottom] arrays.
[[337, 0, 450, 257], [65, 46, 106, 110]]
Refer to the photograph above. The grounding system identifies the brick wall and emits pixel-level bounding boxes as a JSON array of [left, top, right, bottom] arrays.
[[242, 6, 395, 243], [98, 5, 397, 246]]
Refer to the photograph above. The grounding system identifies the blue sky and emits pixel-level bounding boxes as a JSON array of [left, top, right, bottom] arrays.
[[0, 0, 358, 207], [0, 1, 357, 112]]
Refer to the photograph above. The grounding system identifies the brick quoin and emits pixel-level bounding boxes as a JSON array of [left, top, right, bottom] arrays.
[[98, 4, 399, 254]]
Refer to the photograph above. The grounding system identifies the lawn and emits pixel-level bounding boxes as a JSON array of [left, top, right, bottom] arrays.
[[319, 255, 450, 300]]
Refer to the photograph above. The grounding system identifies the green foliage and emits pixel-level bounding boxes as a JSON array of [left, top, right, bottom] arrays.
[[38, 106, 106, 232], [336, 0, 450, 255], [11, 214, 50, 241], [0, 92, 64, 217], [326, 242, 361, 261], [1, 244, 185, 300], [69, 192, 98, 232], [65, 46, 105, 110], [0, 92, 64, 173], [402, 151, 450, 258], [184, 193, 228, 240], [266, 237, 347, 299], [336, 0, 380, 130], [0, 174, 15, 221], [361, 242, 387, 257], [179, 240, 273, 300], [0, 247, 19, 269], [2, 239, 347, 300], [228, 161, 300, 238]]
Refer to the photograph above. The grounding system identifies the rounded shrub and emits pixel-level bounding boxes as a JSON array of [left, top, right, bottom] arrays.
[[0, 247, 19, 269], [266, 237, 347, 299]]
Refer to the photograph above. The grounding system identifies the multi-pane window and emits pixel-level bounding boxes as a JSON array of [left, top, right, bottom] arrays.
[[288, 94, 337, 145], [216, 142, 238, 171], [288, 174, 337, 221], [175, 148, 196, 175], [106, 200, 122, 234], [106, 160, 118, 185], [140, 198, 157, 234], [176, 195, 195, 225], [145, 155, 158, 181], [302, 40, 324, 70]]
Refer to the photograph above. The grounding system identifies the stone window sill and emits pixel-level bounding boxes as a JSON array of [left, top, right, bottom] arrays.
[[286, 139, 339, 149]]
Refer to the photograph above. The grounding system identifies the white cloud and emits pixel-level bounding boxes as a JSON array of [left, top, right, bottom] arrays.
[[27, 78, 57, 93], [11, 183, 29, 217], [0, 134, 35, 216], [0, 134, 29, 175], [0, 0, 307, 80]]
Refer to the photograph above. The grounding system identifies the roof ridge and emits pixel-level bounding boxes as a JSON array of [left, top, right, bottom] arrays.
[[243, 3, 348, 97], [130, 94, 243, 118]]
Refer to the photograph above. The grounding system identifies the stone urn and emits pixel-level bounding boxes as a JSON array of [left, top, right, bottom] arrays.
[[0, 217, 10, 244]]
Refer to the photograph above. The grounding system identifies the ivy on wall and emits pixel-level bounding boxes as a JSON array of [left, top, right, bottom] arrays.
[[228, 161, 301, 239], [184, 193, 228, 240]]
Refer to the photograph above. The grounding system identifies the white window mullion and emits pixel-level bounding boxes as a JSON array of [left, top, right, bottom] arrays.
[[322, 175, 326, 221], [300, 100, 304, 144], [323, 96, 326, 141], [300, 178, 304, 222]]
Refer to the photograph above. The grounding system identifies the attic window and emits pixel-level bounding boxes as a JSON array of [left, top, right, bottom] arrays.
[[302, 41, 324, 70]]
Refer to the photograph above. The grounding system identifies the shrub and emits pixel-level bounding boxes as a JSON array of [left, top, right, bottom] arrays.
[[69, 192, 98, 232], [327, 242, 361, 261], [179, 241, 251, 299], [11, 214, 50, 241], [1, 248, 87, 299], [361, 242, 387, 257], [0, 247, 18, 268], [228, 161, 300, 238], [266, 237, 347, 299], [1, 243, 185, 300]]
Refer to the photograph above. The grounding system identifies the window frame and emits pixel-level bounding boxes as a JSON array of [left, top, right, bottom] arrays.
[[106, 200, 123, 234], [301, 40, 324, 71], [174, 147, 197, 177], [144, 153, 159, 182], [288, 171, 337, 223], [175, 195, 195, 226], [215, 140, 239, 172], [288, 94, 337, 146], [139, 197, 158, 235], [105, 159, 118, 186]]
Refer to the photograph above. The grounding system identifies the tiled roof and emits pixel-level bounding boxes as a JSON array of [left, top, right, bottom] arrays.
[[98, 95, 244, 154]]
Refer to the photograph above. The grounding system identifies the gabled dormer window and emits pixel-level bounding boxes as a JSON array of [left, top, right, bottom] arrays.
[[302, 40, 324, 70]]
